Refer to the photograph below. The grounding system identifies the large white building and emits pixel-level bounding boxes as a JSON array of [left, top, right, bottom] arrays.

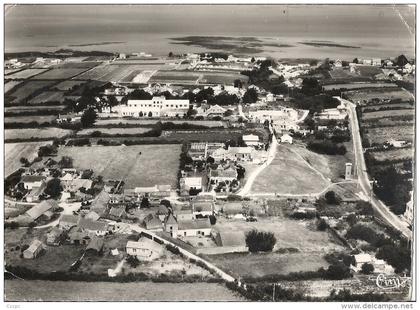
[[119, 96, 190, 118]]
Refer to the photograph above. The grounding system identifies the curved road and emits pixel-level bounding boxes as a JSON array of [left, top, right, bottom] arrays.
[[335, 97, 411, 240]]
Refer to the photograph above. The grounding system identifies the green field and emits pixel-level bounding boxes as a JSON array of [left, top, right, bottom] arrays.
[[7, 81, 57, 103], [5, 280, 243, 301], [54, 80, 87, 90], [5, 142, 52, 176], [365, 125, 414, 145], [75, 64, 151, 82], [4, 81, 23, 94], [6, 68, 49, 79], [30, 68, 88, 80], [5, 115, 57, 124], [56, 144, 182, 188], [77, 127, 152, 136], [5, 128, 73, 141], [251, 144, 331, 194], [28, 91, 66, 104]]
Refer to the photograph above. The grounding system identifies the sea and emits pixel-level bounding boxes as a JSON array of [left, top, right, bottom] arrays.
[[4, 4, 415, 59]]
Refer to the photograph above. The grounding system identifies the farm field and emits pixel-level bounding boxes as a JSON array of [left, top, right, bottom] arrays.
[[75, 64, 150, 82], [54, 80, 87, 90], [4, 81, 23, 93], [5, 142, 52, 176], [6, 81, 57, 103], [76, 127, 152, 136], [53, 61, 101, 69], [362, 109, 414, 121], [5, 105, 66, 113], [328, 68, 357, 79], [6, 68, 48, 79], [346, 88, 414, 102], [160, 128, 268, 143], [5, 281, 243, 301], [364, 125, 414, 145], [208, 216, 345, 278], [362, 118, 413, 128], [149, 70, 202, 84], [370, 148, 414, 162], [56, 144, 182, 188], [361, 102, 413, 112], [95, 118, 226, 127], [5, 128, 73, 141], [251, 144, 330, 194], [356, 65, 383, 77], [5, 115, 57, 124], [198, 72, 249, 85], [30, 68, 88, 80], [323, 82, 397, 91], [28, 91, 66, 104]]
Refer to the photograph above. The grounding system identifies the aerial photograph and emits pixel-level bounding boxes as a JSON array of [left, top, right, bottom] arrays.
[[3, 3, 416, 303]]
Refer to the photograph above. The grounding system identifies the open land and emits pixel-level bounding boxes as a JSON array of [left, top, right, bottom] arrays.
[[30, 68, 89, 80], [5, 142, 52, 176], [6, 68, 49, 79], [6, 81, 57, 103], [54, 80, 87, 90], [5, 81, 23, 93], [95, 118, 226, 127], [56, 144, 181, 188], [75, 64, 155, 82], [5, 128, 73, 141], [364, 125, 414, 145], [28, 91, 66, 104], [5, 280, 243, 301], [251, 144, 331, 194], [76, 127, 152, 136], [5, 115, 57, 124], [323, 82, 397, 91], [346, 88, 414, 102]]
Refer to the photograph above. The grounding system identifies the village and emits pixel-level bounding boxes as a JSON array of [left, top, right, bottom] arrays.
[[4, 48, 414, 301]]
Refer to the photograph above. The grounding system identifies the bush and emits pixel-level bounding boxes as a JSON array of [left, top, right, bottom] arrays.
[[361, 263, 374, 274], [376, 244, 411, 273], [245, 230, 276, 253], [209, 215, 217, 225], [325, 191, 340, 205], [324, 263, 352, 280], [165, 244, 181, 255], [5, 222, 19, 229], [307, 140, 347, 155], [317, 218, 328, 231], [126, 255, 140, 268]]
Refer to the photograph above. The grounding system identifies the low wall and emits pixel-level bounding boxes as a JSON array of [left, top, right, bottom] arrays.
[[196, 246, 248, 255]]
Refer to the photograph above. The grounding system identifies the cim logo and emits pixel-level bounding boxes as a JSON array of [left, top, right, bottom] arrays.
[[375, 274, 410, 290]]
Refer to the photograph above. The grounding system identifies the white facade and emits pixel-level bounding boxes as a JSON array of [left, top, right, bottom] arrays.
[[119, 96, 190, 118], [280, 134, 293, 144]]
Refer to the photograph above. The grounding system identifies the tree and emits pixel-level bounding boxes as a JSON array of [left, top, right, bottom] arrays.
[[325, 263, 352, 280], [38, 145, 57, 157], [223, 109, 233, 117], [148, 111, 153, 117], [209, 215, 217, 225], [44, 178, 63, 198], [376, 244, 411, 273], [126, 255, 140, 268], [81, 108, 97, 128], [234, 79, 243, 88], [301, 77, 322, 96], [140, 197, 150, 209], [107, 95, 119, 112], [58, 156, 73, 168], [236, 165, 246, 180], [242, 88, 258, 104], [317, 218, 328, 231], [245, 230, 276, 252], [361, 263, 374, 275], [325, 191, 340, 205], [168, 51, 174, 58], [20, 157, 30, 167], [352, 58, 359, 64], [251, 57, 255, 63], [128, 89, 153, 100]]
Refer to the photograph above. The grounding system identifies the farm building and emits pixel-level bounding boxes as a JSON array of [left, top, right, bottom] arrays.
[[280, 133, 293, 144], [85, 211, 100, 221], [242, 134, 260, 147], [23, 239, 45, 259], [142, 214, 163, 231], [68, 227, 91, 245], [119, 96, 190, 118], [192, 200, 214, 218], [174, 206, 194, 221], [78, 218, 109, 236], [86, 236, 104, 255], [177, 218, 212, 237], [156, 204, 170, 221], [21, 175, 46, 190], [108, 206, 127, 221], [46, 227, 66, 246], [25, 200, 58, 221], [126, 238, 163, 260], [314, 103, 347, 121], [208, 165, 238, 185], [164, 213, 178, 237]]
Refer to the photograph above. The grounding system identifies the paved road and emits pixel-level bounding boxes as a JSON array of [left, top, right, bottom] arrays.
[[335, 96, 411, 240]]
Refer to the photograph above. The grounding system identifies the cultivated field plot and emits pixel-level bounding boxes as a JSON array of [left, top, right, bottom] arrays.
[[5, 115, 57, 124], [5, 68, 23, 75], [30, 68, 88, 80], [328, 68, 356, 79], [76, 127, 152, 136], [362, 118, 413, 128], [28, 91, 66, 104], [5, 105, 66, 113], [6, 81, 57, 103], [198, 72, 249, 85], [370, 148, 414, 162], [361, 102, 414, 112], [5, 141, 52, 176], [53, 61, 101, 69], [161, 129, 268, 143], [75, 64, 149, 82], [56, 144, 182, 188], [364, 125, 414, 145], [346, 88, 414, 102], [95, 118, 226, 127], [5, 128, 73, 141], [362, 109, 414, 121], [323, 82, 397, 91], [5, 281, 243, 302], [54, 80, 87, 90], [6, 68, 49, 79], [251, 144, 330, 194], [209, 216, 344, 278], [4, 81, 23, 94], [149, 70, 201, 84], [356, 65, 383, 77]]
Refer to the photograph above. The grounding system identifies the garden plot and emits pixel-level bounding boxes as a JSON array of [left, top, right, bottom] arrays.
[[6, 81, 57, 103], [30, 68, 88, 80], [54, 80, 87, 90], [6, 68, 49, 79], [5, 128, 73, 141], [5, 142, 52, 176], [76, 127, 152, 136], [323, 82, 397, 91], [56, 144, 181, 188], [5, 115, 56, 124], [364, 125, 414, 145], [5, 105, 66, 114], [362, 109, 414, 121], [149, 70, 202, 84], [5, 81, 23, 94], [198, 72, 249, 85], [95, 118, 226, 127], [346, 88, 414, 103], [28, 91, 66, 104], [370, 148, 414, 162]]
